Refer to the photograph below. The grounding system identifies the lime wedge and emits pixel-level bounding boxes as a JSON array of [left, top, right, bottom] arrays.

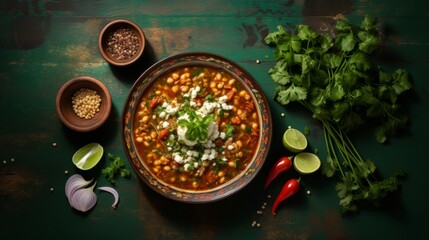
[[282, 127, 307, 153], [72, 143, 104, 170], [293, 152, 321, 174]]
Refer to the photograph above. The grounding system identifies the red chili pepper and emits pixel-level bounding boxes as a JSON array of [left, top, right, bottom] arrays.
[[272, 178, 300, 215], [264, 156, 292, 189]]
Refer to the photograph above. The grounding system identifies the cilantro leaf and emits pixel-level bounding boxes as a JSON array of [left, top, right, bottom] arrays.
[[391, 68, 411, 95], [268, 60, 291, 85], [360, 15, 377, 32], [275, 84, 307, 105], [338, 33, 356, 52], [297, 24, 318, 41]]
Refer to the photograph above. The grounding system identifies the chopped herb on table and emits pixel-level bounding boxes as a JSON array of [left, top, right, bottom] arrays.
[[102, 153, 131, 184], [265, 15, 411, 214]]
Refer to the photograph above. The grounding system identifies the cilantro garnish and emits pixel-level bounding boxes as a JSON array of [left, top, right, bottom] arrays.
[[178, 110, 215, 143], [265, 15, 411, 214]]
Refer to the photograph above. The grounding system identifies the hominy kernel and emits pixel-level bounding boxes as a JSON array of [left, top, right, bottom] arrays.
[[172, 85, 179, 93], [71, 88, 101, 119], [219, 176, 226, 184], [228, 161, 236, 168], [180, 85, 189, 92]]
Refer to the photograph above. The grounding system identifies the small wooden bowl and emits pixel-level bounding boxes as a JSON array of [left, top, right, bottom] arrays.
[[98, 20, 145, 66], [56, 76, 112, 132]]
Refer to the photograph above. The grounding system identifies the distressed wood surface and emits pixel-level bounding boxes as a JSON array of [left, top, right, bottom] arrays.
[[1, 0, 428, 239]]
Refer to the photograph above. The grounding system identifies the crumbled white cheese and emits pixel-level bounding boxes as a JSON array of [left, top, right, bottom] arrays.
[[220, 132, 226, 139], [159, 111, 166, 118]]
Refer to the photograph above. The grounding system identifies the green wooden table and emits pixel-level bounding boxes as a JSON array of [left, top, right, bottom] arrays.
[[1, 0, 428, 239]]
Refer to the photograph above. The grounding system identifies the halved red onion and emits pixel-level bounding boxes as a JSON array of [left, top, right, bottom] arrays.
[[64, 174, 93, 204], [70, 181, 97, 212], [98, 187, 119, 209]]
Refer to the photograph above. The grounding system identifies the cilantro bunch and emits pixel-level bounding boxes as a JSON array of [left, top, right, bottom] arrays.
[[265, 15, 411, 213]]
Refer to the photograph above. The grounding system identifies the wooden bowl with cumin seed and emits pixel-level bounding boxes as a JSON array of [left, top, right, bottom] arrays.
[[98, 20, 145, 67]]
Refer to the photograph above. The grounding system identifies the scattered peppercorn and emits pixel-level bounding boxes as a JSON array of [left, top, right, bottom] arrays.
[[71, 88, 101, 119], [105, 28, 140, 61]]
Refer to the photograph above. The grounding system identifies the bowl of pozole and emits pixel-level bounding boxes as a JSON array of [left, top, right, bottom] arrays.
[[122, 52, 272, 203]]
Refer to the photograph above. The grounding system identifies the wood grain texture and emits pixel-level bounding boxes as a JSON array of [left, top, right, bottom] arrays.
[[1, 0, 428, 239]]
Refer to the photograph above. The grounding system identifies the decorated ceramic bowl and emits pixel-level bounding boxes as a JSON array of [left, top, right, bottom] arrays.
[[122, 52, 272, 203]]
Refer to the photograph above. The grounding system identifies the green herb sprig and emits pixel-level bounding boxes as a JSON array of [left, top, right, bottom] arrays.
[[265, 15, 410, 213], [101, 153, 131, 185]]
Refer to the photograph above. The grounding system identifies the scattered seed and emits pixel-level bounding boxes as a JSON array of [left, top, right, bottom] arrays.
[[281, 112, 285, 117], [261, 205, 266, 209], [10, 158, 15, 162], [3, 160, 6, 164], [256, 223, 261, 228], [267, 195, 272, 199], [64, 170, 69, 175], [52, 142, 57, 147], [256, 59, 260, 64], [306, 190, 311, 195], [50, 187, 54, 192]]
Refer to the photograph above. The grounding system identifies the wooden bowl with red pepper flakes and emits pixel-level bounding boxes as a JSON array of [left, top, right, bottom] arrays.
[[98, 19, 145, 67]]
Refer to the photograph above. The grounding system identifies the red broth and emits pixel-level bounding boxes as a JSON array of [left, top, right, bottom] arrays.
[[133, 66, 260, 191]]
